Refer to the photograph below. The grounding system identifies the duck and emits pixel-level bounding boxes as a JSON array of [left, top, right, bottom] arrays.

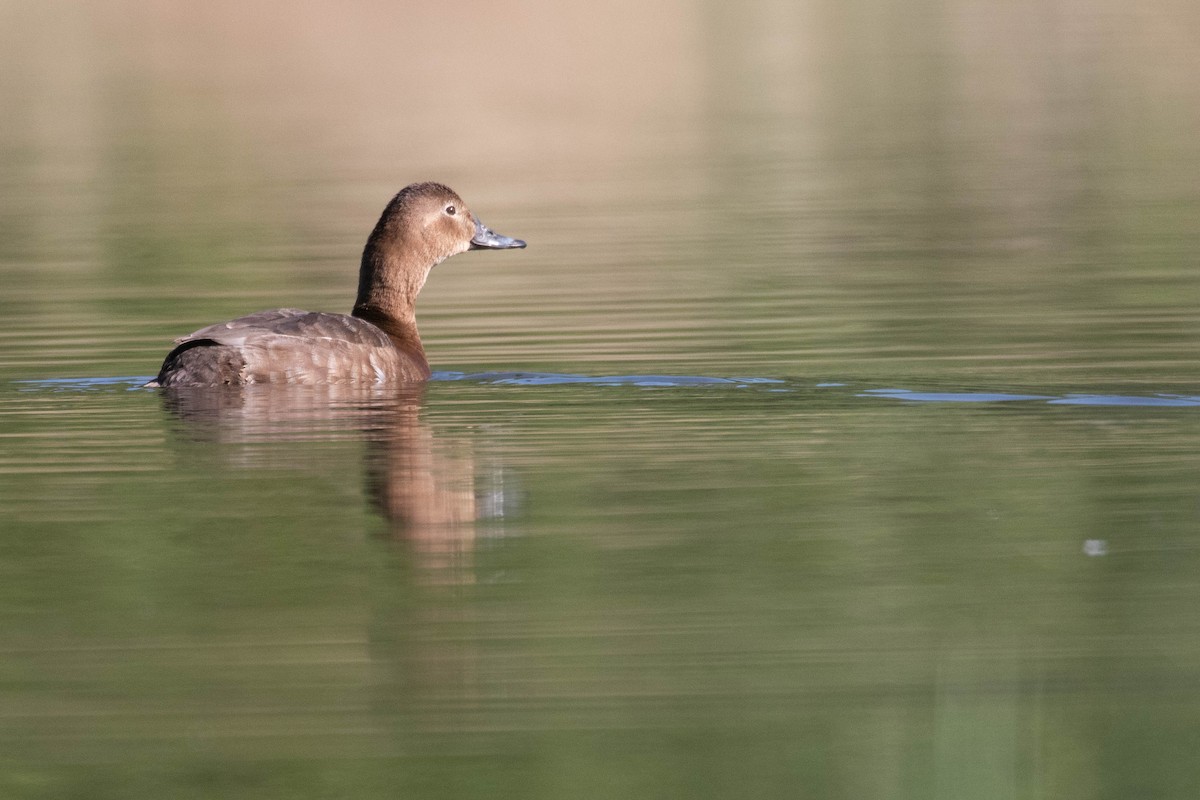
[[148, 182, 525, 387]]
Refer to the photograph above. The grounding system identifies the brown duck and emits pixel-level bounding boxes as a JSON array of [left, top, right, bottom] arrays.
[[148, 182, 525, 386]]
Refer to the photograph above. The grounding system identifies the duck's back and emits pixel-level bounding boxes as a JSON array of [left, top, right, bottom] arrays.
[[151, 309, 428, 387]]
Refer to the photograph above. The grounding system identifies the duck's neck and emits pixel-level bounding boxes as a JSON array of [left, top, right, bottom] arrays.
[[351, 241, 432, 374]]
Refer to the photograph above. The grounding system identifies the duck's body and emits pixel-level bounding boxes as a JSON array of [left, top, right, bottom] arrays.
[[149, 182, 524, 387], [153, 308, 428, 385]]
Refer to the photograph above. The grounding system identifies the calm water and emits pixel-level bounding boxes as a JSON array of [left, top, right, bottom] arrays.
[[4, 1, 1200, 798]]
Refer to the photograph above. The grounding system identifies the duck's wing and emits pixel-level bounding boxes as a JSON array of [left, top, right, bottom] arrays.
[[176, 309, 392, 349]]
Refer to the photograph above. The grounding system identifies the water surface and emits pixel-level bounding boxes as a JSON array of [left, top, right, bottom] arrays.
[[3, 1, 1200, 798]]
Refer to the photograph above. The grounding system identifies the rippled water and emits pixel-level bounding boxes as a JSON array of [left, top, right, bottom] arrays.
[[4, 1, 1200, 798]]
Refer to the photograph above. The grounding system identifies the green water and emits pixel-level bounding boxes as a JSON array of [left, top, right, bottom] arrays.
[[3, 1, 1200, 798]]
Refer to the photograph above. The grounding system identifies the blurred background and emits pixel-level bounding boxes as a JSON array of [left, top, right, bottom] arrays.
[[3, 1, 1200, 798], [4, 0, 1199, 384]]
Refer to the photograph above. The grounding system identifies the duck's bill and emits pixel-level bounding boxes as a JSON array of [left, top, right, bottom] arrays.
[[470, 217, 527, 249]]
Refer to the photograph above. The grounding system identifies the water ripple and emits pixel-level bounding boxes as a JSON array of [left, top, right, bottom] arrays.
[[12, 375, 1200, 407], [860, 387, 1200, 407], [433, 371, 785, 388]]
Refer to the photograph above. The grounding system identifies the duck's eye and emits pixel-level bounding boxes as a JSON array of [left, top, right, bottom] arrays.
[[445, 205, 456, 216]]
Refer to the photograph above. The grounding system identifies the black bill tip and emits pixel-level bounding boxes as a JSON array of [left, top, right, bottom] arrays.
[[470, 217, 526, 250]]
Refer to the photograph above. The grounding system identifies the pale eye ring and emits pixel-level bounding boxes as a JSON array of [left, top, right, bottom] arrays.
[[445, 204, 456, 216]]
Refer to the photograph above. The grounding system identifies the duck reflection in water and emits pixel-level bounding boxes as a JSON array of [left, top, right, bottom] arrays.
[[160, 383, 511, 578], [151, 181, 526, 574]]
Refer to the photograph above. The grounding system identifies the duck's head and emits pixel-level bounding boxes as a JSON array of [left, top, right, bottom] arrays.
[[357, 182, 525, 316], [372, 182, 524, 266]]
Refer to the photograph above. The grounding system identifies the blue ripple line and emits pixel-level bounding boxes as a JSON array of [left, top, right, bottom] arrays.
[[433, 371, 785, 387], [14, 376, 154, 391], [1049, 395, 1200, 407], [860, 389, 1054, 403]]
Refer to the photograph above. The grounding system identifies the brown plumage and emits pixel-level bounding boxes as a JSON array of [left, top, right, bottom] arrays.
[[148, 182, 525, 387]]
